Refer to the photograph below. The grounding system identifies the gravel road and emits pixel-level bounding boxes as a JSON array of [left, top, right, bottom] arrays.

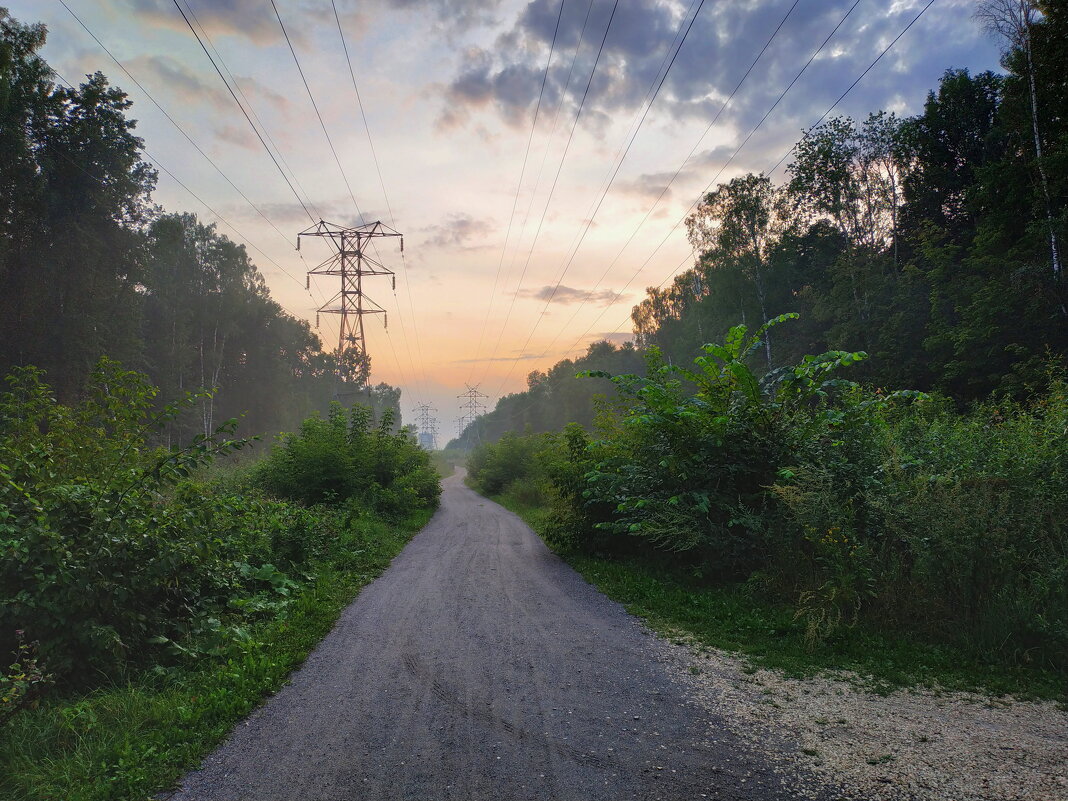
[[165, 471, 827, 801]]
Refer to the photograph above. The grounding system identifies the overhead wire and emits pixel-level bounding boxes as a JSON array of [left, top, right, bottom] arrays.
[[480, 0, 621, 389], [268, 0, 365, 224], [465, 0, 567, 385], [171, 0, 316, 225], [578, 0, 938, 353], [765, 0, 937, 178], [50, 68, 306, 321], [271, 0, 428, 402], [526, 0, 808, 368], [491, 0, 712, 397], [504, 0, 597, 277], [494, 0, 931, 416], [330, 0, 394, 224], [173, 0, 337, 382], [173, 0, 406, 400], [179, 0, 324, 222], [476, 0, 598, 390], [329, 0, 426, 403], [76, 0, 337, 337], [549, 0, 704, 273], [176, 1, 344, 359], [57, 0, 313, 295]]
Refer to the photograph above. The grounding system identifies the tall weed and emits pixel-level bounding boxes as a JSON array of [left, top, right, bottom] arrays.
[[469, 319, 1068, 673]]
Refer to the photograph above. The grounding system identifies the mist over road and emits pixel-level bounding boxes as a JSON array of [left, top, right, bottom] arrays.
[[168, 470, 814, 800]]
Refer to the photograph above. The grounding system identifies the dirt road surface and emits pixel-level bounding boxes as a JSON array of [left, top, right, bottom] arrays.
[[166, 471, 824, 801]]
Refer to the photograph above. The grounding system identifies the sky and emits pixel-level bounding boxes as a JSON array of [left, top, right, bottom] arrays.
[[11, 0, 1003, 437]]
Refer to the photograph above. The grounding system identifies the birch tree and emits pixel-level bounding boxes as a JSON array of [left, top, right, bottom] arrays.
[[977, 0, 1062, 291]]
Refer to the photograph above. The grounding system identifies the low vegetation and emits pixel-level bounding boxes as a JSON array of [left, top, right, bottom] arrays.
[[463, 8, 1068, 700], [468, 317, 1068, 696], [0, 361, 439, 800]]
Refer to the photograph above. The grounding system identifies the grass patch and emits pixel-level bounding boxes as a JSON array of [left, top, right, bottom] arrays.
[[487, 490, 1067, 702], [430, 449, 460, 478], [0, 509, 431, 801]]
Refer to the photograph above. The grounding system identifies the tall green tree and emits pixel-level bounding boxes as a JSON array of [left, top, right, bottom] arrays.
[[0, 11, 155, 398]]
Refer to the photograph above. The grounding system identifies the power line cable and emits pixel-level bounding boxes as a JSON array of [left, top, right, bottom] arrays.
[[479, 0, 597, 388], [466, 0, 567, 384], [171, 0, 316, 225], [51, 68, 308, 320], [174, 0, 337, 335], [58, 0, 309, 291], [503, 0, 597, 285], [535, 0, 808, 360], [268, 0, 366, 223], [492, 0, 713, 396], [179, 0, 323, 222], [330, 0, 394, 224], [550, 0, 704, 272], [765, 0, 936, 177], [480, 0, 620, 388], [329, 0, 426, 401], [578, 0, 938, 355], [271, 0, 428, 400]]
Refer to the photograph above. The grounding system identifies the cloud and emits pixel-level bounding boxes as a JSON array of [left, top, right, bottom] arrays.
[[590, 331, 632, 346], [421, 213, 495, 249], [386, 0, 505, 33], [114, 0, 284, 46], [452, 351, 546, 364], [119, 0, 505, 46], [515, 284, 629, 306], [123, 54, 225, 107], [616, 171, 674, 202], [439, 0, 1000, 147], [213, 123, 258, 150], [256, 201, 318, 224]]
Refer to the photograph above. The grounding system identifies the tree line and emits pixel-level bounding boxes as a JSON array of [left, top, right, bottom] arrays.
[[636, 4, 1066, 401], [0, 10, 396, 439], [458, 1, 1065, 447], [462, 1, 1068, 677]]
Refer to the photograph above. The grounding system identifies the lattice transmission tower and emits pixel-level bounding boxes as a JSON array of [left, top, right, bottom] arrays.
[[413, 403, 439, 451], [299, 220, 402, 389], [456, 384, 488, 442]]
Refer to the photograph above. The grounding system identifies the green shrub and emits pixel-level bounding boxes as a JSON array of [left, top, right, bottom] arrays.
[[579, 315, 904, 575], [252, 402, 440, 516], [774, 381, 1068, 667], [467, 430, 544, 496], [467, 317, 1068, 674], [0, 362, 441, 691], [0, 631, 52, 722], [0, 362, 266, 679]]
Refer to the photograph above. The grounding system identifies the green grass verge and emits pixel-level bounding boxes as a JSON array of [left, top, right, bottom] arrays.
[[0, 508, 431, 801], [488, 489, 1067, 703]]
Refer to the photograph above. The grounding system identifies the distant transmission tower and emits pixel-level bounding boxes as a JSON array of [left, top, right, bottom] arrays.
[[456, 383, 488, 444], [413, 403, 438, 450], [299, 220, 402, 390]]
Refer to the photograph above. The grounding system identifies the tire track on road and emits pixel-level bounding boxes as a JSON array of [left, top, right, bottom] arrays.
[[166, 470, 828, 801]]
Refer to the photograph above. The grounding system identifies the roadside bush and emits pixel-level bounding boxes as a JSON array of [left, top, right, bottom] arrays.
[[773, 381, 1068, 666], [0, 362, 441, 691], [0, 361, 257, 681], [253, 402, 440, 517], [468, 317, 1068, 673], [467, 430, 544, 496], [580, 315, 900, 576]]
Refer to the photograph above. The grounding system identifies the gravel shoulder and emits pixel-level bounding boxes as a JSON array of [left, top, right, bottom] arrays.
[[164, 471, 1064, 800], [659, 638, 1068, 801], [164, 471, 835, 800]]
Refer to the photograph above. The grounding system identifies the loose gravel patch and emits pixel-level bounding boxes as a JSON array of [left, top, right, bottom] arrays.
[[659, 639, 1068, 801], [166, 474, 825, 801]]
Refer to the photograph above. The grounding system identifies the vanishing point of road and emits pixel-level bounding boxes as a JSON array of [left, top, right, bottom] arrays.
[[167, 471, 820, 800]]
